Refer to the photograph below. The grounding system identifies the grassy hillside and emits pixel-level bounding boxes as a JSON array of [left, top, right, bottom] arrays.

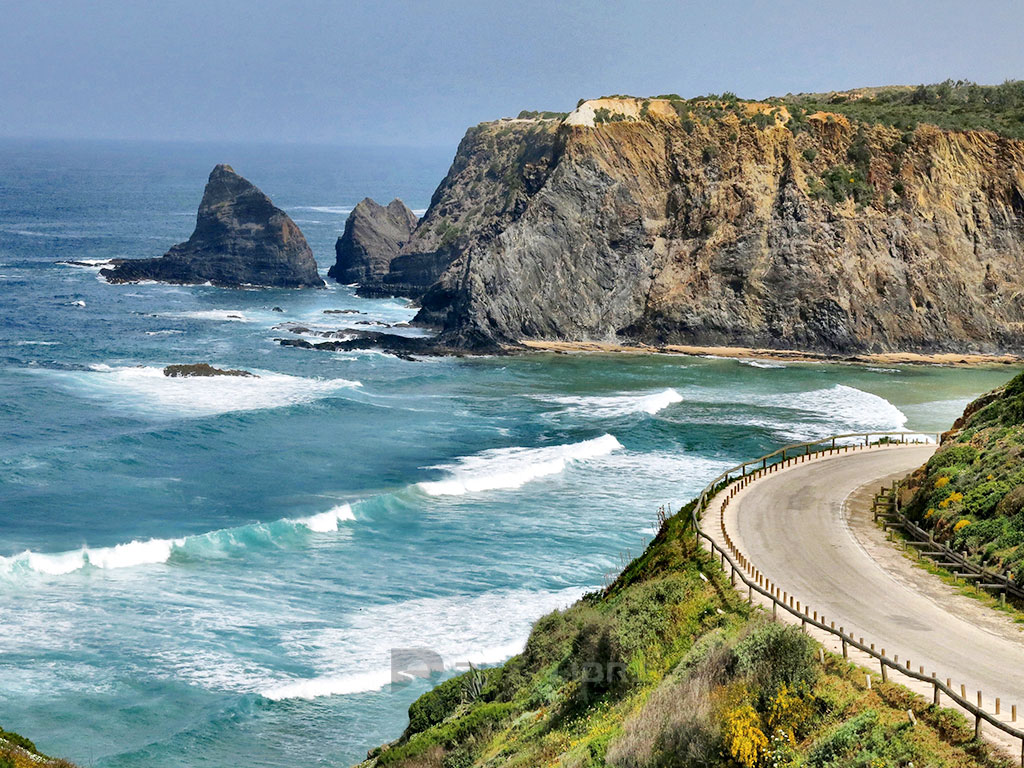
[[903, 370, 1024, 577], [0, 726, 77, 768], [357, 504, 1011, 768]]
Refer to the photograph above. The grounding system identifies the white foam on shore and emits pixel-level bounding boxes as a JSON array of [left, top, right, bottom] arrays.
[[36, 364, 361, 418], [740, 359, 786, 369], [260, 585, 590, 701], [539, 388, 683, 419], [417, 434, 622, 496]]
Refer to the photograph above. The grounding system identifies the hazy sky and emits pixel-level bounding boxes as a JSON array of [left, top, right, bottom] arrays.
[[2, 0, 1022, 147]]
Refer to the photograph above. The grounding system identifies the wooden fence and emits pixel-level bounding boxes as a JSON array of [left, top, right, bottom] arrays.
[[685, 431, 1024, 764]]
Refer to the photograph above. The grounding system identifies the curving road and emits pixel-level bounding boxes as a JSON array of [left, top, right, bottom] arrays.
[[707, 445, 1024, 719]]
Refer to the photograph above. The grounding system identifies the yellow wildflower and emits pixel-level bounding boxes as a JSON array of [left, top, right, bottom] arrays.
[[954, 519, 971, 533], [935, 476, 950, 489], [723, 703, 768, 768]]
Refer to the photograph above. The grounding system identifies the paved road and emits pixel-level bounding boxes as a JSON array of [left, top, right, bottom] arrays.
[[723, 445, 1024, 708]]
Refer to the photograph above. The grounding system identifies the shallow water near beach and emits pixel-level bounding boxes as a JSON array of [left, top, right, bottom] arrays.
[[0, 139, 1018, 767]]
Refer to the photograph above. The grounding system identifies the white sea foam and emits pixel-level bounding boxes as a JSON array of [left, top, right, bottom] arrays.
[[411, 208, 427, 216], [740, 359, 786, 369], [15, 340, 60, 346], [57, 259, 116, 269], [538, 388, 683, 419], [0, 502, 358, 580], [145, 329, 184, 336], [260, 585, 590, 701], [700, 383, 908, 442], [292, 205, 354, 215], [781, 384, 907, 432], [174, 309, 254, 322], [291, 504, 355, 533], [36, 365, 361, 418], [417, 434, 622, 496]]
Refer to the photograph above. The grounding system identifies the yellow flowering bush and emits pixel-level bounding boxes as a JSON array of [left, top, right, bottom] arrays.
[[934, 476, 950, 489], [766, 684, 813, 742], [924, 508, 935, 519], [954, 519, 972, 533], [723, 702, 767, 768], [938, 491, 963, 509]]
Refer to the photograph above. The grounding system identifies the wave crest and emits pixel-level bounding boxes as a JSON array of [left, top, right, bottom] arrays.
[[0, 504, 358, 581], [417, 434, 622, 496]]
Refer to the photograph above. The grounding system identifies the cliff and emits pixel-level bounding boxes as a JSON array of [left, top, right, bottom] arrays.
[[368, 93, 1024, 354], [359, 118, 563, 300], [328, 198, 417, 287], [102, 164, 324, 289]]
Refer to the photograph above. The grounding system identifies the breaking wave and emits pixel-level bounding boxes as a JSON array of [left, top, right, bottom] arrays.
[[538, 388, 683, 419], [0, 504, 356, 580], [33, 364, 361, 418], [417, 434, 622, 496], [259, 585, 589, 701]]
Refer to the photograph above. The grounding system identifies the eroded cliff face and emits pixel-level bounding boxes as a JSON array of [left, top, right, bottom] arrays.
[[402, 99, 1024, 353], [372, 119, 562, 299]]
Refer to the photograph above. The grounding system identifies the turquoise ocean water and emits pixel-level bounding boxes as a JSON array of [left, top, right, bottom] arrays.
[[0, 139, 1017, 766]]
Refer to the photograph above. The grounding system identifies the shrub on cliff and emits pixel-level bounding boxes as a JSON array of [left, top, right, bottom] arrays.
[[904, 370, 1024, 573]]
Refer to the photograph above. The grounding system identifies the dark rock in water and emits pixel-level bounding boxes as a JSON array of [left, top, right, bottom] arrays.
[[102, 165, 325, 288], [272, 306, 284, 312], [328, 198, 417, 286], [277, 331, 502, 360], [323, 309, 362, 314], [163, 363, 256, 378]]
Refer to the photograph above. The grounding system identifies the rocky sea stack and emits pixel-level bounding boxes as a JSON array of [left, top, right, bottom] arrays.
[[328, 198, 418, 290], [102, 165, 324, 288]]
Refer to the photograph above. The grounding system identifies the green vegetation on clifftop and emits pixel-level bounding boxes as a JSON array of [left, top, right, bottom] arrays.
[[357, 504, 1011, 768]]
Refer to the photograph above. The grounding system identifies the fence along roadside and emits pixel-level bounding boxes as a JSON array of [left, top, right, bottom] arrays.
[[684, 432, 1024, 764]]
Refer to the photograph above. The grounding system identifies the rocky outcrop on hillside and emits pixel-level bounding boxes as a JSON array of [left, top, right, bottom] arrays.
[[371, 99, 1024, 354], [328, 198, 417, 287], [102, 165, 324, 288]]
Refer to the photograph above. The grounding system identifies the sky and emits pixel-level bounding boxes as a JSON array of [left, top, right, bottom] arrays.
[[1, 0, 1022, 148]]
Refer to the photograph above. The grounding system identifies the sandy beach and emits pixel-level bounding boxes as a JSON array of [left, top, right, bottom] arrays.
[[517, 339, 1024, 367]]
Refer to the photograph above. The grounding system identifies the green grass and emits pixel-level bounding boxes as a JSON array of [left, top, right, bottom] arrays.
[[357, 493, 1016, 768]]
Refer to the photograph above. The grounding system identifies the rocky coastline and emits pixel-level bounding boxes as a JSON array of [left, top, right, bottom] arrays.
[[325, 96, 1024, 359]]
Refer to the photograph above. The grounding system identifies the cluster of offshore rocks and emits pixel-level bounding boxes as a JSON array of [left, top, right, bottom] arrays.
[[94, 163, 445, 358], [90, 96, 1024, 358]]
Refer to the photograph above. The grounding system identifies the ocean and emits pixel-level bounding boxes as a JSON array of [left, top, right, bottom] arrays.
[[0, 138, 1017, 767]]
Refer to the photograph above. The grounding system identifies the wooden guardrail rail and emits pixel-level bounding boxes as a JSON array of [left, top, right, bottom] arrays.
[[685, 431, 1024, 764], [873, 484, 1024, 604]]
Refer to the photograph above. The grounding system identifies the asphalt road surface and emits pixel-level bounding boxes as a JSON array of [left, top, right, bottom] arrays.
[[726, 445, 1024, 708]]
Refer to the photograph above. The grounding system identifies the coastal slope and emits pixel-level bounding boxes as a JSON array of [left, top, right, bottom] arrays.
[[902, 369, 1024, 576], [362, 88, 1024, 354], [355, 495, 1011, 768], [102, 164, 324, 289]]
